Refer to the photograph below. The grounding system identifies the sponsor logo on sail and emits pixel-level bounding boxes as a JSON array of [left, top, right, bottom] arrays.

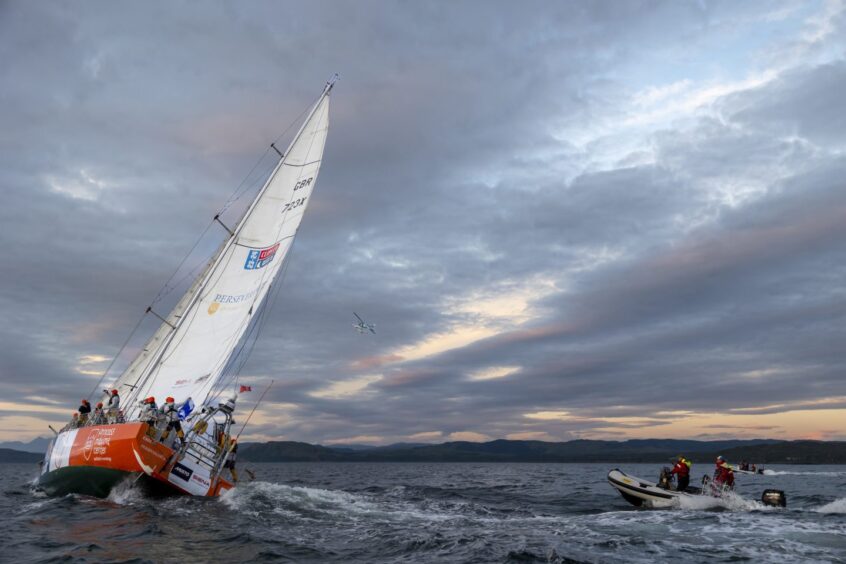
[[208, 289, 258, 315], [244, 243, 280, 270]]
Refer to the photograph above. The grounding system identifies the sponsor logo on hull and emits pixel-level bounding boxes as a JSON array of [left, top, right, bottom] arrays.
[[171, 462, 194, 482], [46, 423, 171, 475], [167, 455, 214, 496], [41, 423, 232, 497]]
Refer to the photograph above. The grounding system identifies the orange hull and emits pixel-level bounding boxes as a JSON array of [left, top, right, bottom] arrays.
[[40, 422, 233, 497]]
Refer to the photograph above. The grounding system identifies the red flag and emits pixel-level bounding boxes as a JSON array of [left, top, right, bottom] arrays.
[[239, 385, 252, 393]]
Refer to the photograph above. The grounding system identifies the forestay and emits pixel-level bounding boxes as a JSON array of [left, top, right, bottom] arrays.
[[113, 84, 332, 417]]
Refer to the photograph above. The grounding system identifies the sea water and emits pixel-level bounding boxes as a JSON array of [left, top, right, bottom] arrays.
[[3, 462, 844, 562]]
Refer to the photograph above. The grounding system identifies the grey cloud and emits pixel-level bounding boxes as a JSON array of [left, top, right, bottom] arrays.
[[2, 1, 845, 443]]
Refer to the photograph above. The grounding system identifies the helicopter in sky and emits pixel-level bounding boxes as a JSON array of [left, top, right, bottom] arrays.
[[352, 312, 376, 334]]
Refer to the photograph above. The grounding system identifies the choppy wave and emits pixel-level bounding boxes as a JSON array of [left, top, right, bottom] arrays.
[[3, 462, 846, 563]]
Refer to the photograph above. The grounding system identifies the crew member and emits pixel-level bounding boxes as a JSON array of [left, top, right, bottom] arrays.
[[713, 455, 735, 489], [670, 455, 692, 492], [65, 412, 79, 430], [224, 439, 239, 482], [160, 397, 185, 446], [106, 389, 120, 423], [140, 397, 159, 436], [78, 399, 91, 424], [91, 402, 105, 425]]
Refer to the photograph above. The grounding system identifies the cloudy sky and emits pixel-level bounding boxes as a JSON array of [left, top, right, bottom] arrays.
[[2, 1, 845, 445]]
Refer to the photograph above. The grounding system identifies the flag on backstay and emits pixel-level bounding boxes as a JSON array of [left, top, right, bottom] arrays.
[[239, 385, 252, 393], [177, 397, 195, 421]]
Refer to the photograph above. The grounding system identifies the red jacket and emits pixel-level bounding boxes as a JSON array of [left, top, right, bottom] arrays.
[[714, 462, 734, 486], [671, 460, 690, 477]]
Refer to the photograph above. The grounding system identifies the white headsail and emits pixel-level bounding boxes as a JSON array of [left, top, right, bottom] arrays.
[[112, 82, 333, 417]]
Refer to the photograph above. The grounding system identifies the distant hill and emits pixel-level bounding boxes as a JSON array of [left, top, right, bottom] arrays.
[[0, 437, 51, 453], [720, 440, 846, 464], [327, 442, 429, 452], [239, 441, 348, 462], [6, 438, 840, 464], [0, 448, 43, 463], [236, 438, 840, 463]]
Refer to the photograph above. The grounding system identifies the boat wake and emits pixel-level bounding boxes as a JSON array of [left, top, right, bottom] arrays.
[[220, 481, 546, 525], [763, 469, 846, 476], [815, 498, 846, 514], [220, 481, 420, 521], [674, 490, 769, 512]]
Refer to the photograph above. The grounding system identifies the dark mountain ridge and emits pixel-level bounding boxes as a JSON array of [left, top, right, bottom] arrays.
[[0, 448, 43, 463], [236, 438, 845, 464], [5, 438, 842, 464]]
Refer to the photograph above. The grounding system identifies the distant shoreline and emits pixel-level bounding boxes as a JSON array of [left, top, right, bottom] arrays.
[[236, 438, 846, 464], [5, 438, 844, 465]]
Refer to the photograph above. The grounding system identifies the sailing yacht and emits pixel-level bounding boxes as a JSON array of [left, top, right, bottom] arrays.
[[38, 78, 335, 497]]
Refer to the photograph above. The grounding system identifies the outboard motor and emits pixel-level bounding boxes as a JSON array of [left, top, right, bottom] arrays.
[[658, 467, 673, 489], [761, 489, 787, 508]]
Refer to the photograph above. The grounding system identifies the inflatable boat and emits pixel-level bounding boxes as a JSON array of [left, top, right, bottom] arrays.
[[607, 468, 786, 508], [607, 468, 704, 508]]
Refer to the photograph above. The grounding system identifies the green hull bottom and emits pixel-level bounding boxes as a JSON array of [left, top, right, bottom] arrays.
[[37, 465, 134, 498]]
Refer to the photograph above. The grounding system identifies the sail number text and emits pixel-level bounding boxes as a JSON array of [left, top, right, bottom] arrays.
[[282, 197, 307, 213], [293, 177, 313, 192]]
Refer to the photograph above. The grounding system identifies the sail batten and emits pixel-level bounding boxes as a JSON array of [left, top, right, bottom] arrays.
[[114, 87, 332, 417]]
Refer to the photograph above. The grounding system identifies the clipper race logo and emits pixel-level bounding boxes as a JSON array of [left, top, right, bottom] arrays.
[[244, 242, 280, 270]]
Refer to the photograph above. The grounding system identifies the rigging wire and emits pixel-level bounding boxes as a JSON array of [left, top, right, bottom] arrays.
[[85, 312, 149, 401], [234, 380, 274, 441], [218, 103, 312, 216], [151, 223, 214, 306]]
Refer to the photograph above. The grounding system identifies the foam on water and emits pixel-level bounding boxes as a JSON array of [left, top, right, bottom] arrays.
[[106, 477, 146, 505], [221, 480, 379, 515], [221, 480, 456, 523], [815, 498, 846, 514], [674, 490, 767, 512], [221, 480, 542, 525], [17, 498, 53, 514]]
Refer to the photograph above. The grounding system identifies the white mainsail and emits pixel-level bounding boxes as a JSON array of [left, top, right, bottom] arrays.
[[112, 82, 333, 417]]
